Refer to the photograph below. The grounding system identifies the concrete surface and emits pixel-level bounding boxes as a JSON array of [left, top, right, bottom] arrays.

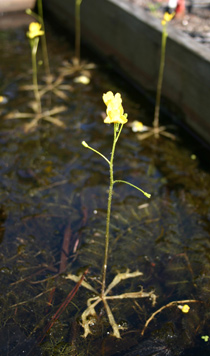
[[0, 0, 36, 13]]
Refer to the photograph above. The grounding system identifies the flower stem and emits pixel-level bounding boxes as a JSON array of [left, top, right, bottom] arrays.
[[113, 180, 151, 198], [37, 0, 51, 80], [31, 38, 42, 114], [82, 141, 110, 165], [101, 124, 118, 297], [75, 0, 83, 62], [82, 121, 151, 299], [26, 5, 51, 80], [153, 24, 167, 137]]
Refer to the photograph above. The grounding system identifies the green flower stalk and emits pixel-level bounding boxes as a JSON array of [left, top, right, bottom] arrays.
[[27, 22, 44, 114], [153, 12, 174, 138], [75, 0, 83, 62], [26, 2, 51, 81], [129, 13, 176, 141], [37, 0, 51, 79], [82, 91, 151, 298]]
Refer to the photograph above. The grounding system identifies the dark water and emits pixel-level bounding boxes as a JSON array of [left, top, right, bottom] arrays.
[[0, 16, 210, 356]]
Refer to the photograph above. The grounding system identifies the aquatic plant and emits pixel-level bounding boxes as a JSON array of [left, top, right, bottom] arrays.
[[141, 299, 201, 336], [153, 12, 174, 137], [26, 0, 51, 81], [27, 22, 44, 115], [5, 21, 67, 132], [37, 0, 51, 80], [59, 0, 95, 82], [25, 1, 73, 104], [132, 12, 176, 140], [67, 91, 156, 338]]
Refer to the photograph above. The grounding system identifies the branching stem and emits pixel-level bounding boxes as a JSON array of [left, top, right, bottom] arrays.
[[114, 180, 151, 198], [82, 122, 151, 300]]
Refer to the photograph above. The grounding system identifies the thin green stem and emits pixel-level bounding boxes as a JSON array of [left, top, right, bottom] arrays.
[[82, 122, 150, 298], [101, 123, 119, 297], [82, 141, 110, 165], [75, 0, 83, 62], [26, 8, 42, 23], [113, 180, 151, 198], [26, 4, 51, 79], [31, 38, 42, 114], [115, 123, 124, 143], [153, 24, 167, 136], [37, 0, 51, 79]]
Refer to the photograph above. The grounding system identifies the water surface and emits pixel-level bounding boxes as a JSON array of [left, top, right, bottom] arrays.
[[0, 18, 210, 356]]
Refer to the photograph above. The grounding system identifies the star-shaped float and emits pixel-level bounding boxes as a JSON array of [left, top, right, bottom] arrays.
[[128, 120, 176, 140], [4, 104, 67, 133], [59, 57, 96, 82], [66, 269, 157, 338], [20, 74, 73, 101]]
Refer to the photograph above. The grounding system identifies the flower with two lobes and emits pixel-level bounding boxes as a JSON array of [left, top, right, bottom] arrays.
[[103, 91, 128, 124], [161, 12, 175, 26], [27, 22, 44, 39]]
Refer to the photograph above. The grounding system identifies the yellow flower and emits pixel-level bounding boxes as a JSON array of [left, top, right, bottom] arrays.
[[178, 304, 190, 313], [27, 22, 44, 39], [161, 12, 174, 26], [103, 91, 128, 124], [201, 335, 209, 342]]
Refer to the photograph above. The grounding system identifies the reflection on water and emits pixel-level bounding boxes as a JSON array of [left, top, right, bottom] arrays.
[[0, 18, 210, 356]]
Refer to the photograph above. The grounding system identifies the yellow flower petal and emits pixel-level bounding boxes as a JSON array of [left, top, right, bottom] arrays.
[[103, 91, 114, 106], [182, 305, 190, 313], [162, 12, 175, 25], [104, 116, 112, 124], [29, 22, 40, 32], [103, 91, 127, 124], [114, 93, 122, 105], [27, 22, 44, 39]]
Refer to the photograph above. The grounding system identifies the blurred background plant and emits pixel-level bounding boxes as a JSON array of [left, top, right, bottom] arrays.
[[131, 12, 176, 140], [59, 0, 96, 84]]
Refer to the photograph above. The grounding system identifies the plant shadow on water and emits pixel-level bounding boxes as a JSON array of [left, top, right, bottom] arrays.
[[0, 16, 210, 356]]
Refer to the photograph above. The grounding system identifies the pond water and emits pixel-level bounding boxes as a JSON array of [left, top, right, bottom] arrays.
[[0, 16, 210, 356]]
